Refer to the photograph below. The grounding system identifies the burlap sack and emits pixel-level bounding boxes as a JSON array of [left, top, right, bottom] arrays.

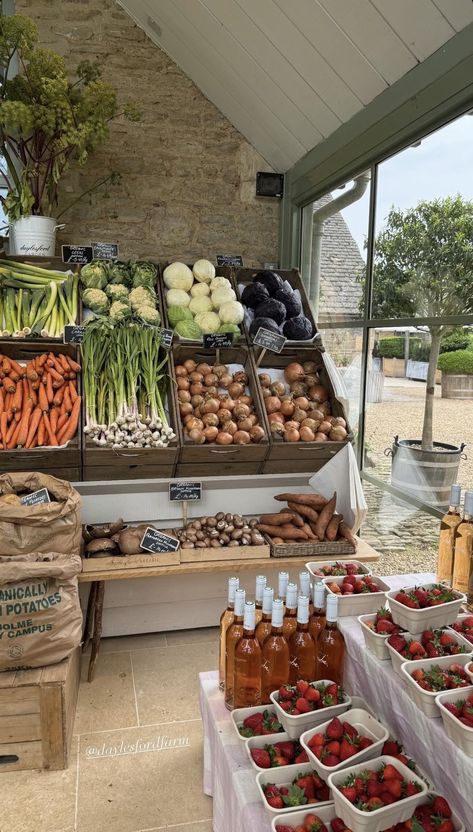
[[0, 472, 81, 556], [0, 552, 82, 671]]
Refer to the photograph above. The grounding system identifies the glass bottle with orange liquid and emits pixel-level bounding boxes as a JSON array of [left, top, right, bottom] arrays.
[[219, 576, 239, 690], [299, 571, 314, 615], [309, 582, 326, 646], [256, 586, 273, 646], [316, 594, 345, 684], [282, 582, 298, 642], [224, 588, 245, 709], [261, 598, 289, 703], [234, 601, 262, 708], [288, 595, 316, 684], [255, 575, 267, 627]]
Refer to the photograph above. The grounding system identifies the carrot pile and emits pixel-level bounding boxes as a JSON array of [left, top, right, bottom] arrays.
[[0, 352, 81, 450]]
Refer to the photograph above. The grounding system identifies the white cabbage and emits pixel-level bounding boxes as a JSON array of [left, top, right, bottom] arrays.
[[194, 310, 220, 333], [218, 300, 244, 325], [190, 282, 210, 298], [189, 295, 213, 315], [211, 286, 236, 308], [166, 288, 191, 307], [163, 262, 193, 291], [193, 259, 215, 284]]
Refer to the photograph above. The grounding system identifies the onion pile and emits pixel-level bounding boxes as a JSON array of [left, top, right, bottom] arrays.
[[175, 360, 266, 445], [258, 361, 348, 443]]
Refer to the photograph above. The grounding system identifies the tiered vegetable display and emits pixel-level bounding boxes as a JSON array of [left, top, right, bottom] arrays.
[[256, 492, 356, 546], [175, 359, 266, 445], [163, 260, 244, 339], [0, 352, 81, 449], [0, 258, 78, 338], [80, 259, 160, 325], [258, 361, 347, 444], [239, 270, 314, 341], [82, 319, 175, 449]]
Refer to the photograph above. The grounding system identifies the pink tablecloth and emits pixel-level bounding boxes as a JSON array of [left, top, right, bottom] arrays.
[[199, 573, 472, 832]]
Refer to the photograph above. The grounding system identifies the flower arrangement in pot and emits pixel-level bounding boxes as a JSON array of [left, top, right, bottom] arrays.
[[0, 15, 139, 256]]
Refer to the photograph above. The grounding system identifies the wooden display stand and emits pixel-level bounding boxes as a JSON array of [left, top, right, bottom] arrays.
[[0, 647, 80, 772]]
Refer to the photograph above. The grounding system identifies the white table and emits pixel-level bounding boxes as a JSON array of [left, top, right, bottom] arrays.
[[199, 572, 472, 831]]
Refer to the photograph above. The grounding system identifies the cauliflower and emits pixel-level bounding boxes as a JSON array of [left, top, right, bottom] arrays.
[[129, 286, 156, 311], [80, 261, 108, 290], [192, 258, 215, 284], [189, 295, 212, 315], [163, 262, 193, 292], [166, 288, 190, 307], [105, 283, 129, 301], [190, 282, 210, 298], [211, 286, 236, 308], [210, 276, 231, 292], [82, 288, 110, 315], [109, 300, 131, 322], [194, 310, 220, 333], [218, 300, 244, 325], [137, 306, 161, 326]]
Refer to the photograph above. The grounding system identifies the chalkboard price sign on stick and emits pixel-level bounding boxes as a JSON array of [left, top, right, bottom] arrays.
[[21, 488, 50, 507], [140, 527, 180, 554], [216, 254, 243, 267], [92, 242, 119, 260], [253, 327, 286, 353], [63, 325, 85, 344], [61, 245, 94, 264], [203, 332, 234, 349], [169, 482, 202, 502]]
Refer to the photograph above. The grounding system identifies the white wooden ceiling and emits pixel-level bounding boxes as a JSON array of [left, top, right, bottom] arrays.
[[118, 0, 473, 171]]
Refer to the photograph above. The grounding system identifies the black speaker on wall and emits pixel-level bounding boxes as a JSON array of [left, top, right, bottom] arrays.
[[256, 172, 284, 199]]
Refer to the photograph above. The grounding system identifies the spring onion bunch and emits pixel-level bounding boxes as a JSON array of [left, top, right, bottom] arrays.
[[82, 318, 175, 449], [0, 258, 78, 337]]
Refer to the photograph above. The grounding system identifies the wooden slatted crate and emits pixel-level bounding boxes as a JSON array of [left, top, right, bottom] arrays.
[[0, 646, 80, 772]]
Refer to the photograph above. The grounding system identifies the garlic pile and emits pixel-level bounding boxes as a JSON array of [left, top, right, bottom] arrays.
[[84, 414, 175, 449]]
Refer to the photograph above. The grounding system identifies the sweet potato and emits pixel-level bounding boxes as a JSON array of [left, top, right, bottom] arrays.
[[288, 501, 319, 524], [280, 509, 305, 527], [256, 523, 308, 540], [259, 512, 298, 526], [314, 492, 337, 541], [339, 521, 357, 548], [325, 512, 342, 541], [274, 492, 328, 508], [302, 522, 317, 540]]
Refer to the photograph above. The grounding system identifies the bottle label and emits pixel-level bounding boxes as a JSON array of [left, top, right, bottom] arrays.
[[243, 603, 256, 631], [326, 594, 338, 623], [286, 583, 298, 609], [262, 588, 274, 614], [278, 572, 289, 598], [228, 577, 239, 603], [313, 583, 326, 609], [297, 597, 310, 624], [272, 600, 284, 628], [234, 590, 246, 616], [255, 575, 267, 604]]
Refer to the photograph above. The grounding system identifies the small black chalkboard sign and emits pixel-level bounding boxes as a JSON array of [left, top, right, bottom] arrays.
[[253, 327, 286, 353], [160, 328, 173, 349], [63, 325, 85, 344], [169, 481, 202, 502], [21, 488, 50, 507], [61, 245, 94, 265], [140, 527, 180, 553], [92, 242, 119, 260], [202, 332, 234, 349], [216, 254, 243, 267]]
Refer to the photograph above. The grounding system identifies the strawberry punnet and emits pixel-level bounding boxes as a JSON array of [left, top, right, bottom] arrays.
[[250, 739, 307, 768], [275, 680, 345, 715], [313, 562, 366, 577], [387, 628, 469, 660], [336, 762, 422, 811], [238, 708, 283, 737], [306, 717, 374, 767], [442, 690, 473, 728], [394, 584, 458, 609], [262, 769, 330, 808], [409, 662, 470, 692]]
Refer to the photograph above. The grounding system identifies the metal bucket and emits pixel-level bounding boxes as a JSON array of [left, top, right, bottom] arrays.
[[8, 216, 64, 257], [388, 436, 466, 509]]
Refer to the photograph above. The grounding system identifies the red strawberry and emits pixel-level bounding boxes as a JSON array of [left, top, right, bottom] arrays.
[[297, 680, 310, 695], [322, 753, 340, 766], [325, 717, 344, 739], [422, 629, 435, 643], [306, 686, 321, 703], [340, 739, 358, 761], [342, 722, 358, 739], [279, 685, 293, 700], [264, 784, 280, 797], [367, 797, 384, 809], [243, 712, 263, 730], [294, 750, 309, 764], [367, 780, 383, 797], [325, 683, 340, 699], [278, 700, 292, 712], [408, 640, 426, 658], [411, 668, 425, 682], [343, 575, 357, 587], [439, 632, 456, 647], [273, 741, 296, 762], [436, 822, 454, 832], [382, 764, 403, 781], [426, 643, 440, 658], [396, 592, 419, 609], [358, 736, 373, 750], [267, 795, 284, 809], [325, 740, 341, 755], [273, 826, 294, 832], [379, 792, 397, 805], [431, 796, 452, 817], [389, 634, 407, 653], [251, 748, 271, 768], [296, 697, 310, 713], [340, 786, 357, 803], [331, 819, 349, 832], [406, 782, 421, 796], [295, 775, 315, 799], [444, 702, 462, 718], [414, 588, 429, 607], [308, 733, 325, 748], [382, 739, 402, 756], [354, 579, 365, 593], [376, 619, 397, 634], [383, 778, 402, 798]]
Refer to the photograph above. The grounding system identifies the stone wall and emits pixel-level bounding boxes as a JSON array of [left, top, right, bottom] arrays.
[[16, 0, 280, 265]]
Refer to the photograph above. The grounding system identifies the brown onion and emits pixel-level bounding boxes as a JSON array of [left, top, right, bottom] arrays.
[[280, 399, 295, 417], [309, 384, 329, 403], [213, 364, 228, 378], [203, 426, 219, 442], [238, 395, 253, 406], [330, 426, 347, 441], [216, 431, 233, 445], [186, 417, 204, 432], [233, 430, 251, 445], [228, 382, 244, 399], [300, 426, 315, 442], [318, 421, 332, 434], [293, 407, 307, 423], [190, 382, 204, 396], [319, 401, 331, 416], [202, 398, 220, 414], [204, 373, 218, 387], [314, 431, 328, 442], [250, 425, 265, 443], [270, 381, 286, 397], [268, 412, 285, 424], [308, 408, 325, 422], [184, 413, 195, 424], [175, 364, 188, 377], [303, 361, 317, 374], [177, 376, 190, 390], [284, 420, 300, 431], [237, 417, 254, 432], [258, 373, 272, 388], [206, 386, 218, 396], [270, 421, 285, 436], [301, 418, 319, 431], [284, 427, 300, 442], [225, 420, 238, 435], [202, 412, 219, 427], [183, 359, 197, 373], [188, 428, 205, 444], [191, 394, 204, 408], [194, 407, 202, 419], [332, 416, 347, 428], [179, 402, 193, 417], [218, 409, 232, 423], [178, 390, 191, 403], [304, 374, 318, 388], [189, 371, 204, 383], [223, 398, 235, 411], [233, 371, 248, 385], [284, 362, 305, 383], [265, 396, 282, 414], [248, 414, 258, 426], [196, 363, 212, 376], [233, 403, 250, 419], [290, 381, 308, 397], [220, 373, 233, 388], [294, 396, 309, 411], [261, 388, 271, 398]]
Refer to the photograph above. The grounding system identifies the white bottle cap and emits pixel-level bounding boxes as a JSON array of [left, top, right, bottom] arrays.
[[255, 575, 267, 604], [228, 576, 239, 603], [243, 601, 256, 631], [313, 582, 326, 609], [299, 571, 311, 598], [271, 598, 284, 628], [286, 582, 298, 610], [326, 593, 338, 622], [450, 484, 461, 506], [262, 586, 274, 614], [234, 588, 246, 616], [296, 595, 310, 624], [278, 571, 289, 598]]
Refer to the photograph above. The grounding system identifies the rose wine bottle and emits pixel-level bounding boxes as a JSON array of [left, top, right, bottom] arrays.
[[288, 596, 316, 684], [278, 571, 289, 605], [261, 598, 289, 703], [224, 588, 245, 710], [255, 574, 267, 627], [256, 586, 274, 646], [219, 576, 240, 690], [234, 601, 262, 708], [309, 582, 326, 645], [437, 484, 461, 585], [453, 491, 473, 597], [283, 582, 298, 642], [299, 571, 314, 616], [316, 594, 345, 684]]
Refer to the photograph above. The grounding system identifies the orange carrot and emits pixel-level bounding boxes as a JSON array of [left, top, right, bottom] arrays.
[[53, 386, 65, 407], [66, 356, 81, 373], [27, 381, 38, 406], [57, 396, 81, 445], [25, 361, 38, 382], [38, 384, 49, 413], [47, 365, 64, 382], [9, 358, 25, 379], [6, 419, 21, 449], [0, 412, 8, 450], [37, 418, 45, 446], [46, 372, 53, 404], [42, 413, 58, 446], [69, 381, 78, 403], [25, 406, 42, 448], [57, 412, 68, 431], [63, 387, 73, 414], [30, 434, 38, 449], [37, 354, 48, 368], [11, 381, 22, 414], [16, 401, 32, 448], [57, 354, 70, 373], [50, 407, 59, 434], [3, 376, 16, 394], [0, 388, 3, 412]]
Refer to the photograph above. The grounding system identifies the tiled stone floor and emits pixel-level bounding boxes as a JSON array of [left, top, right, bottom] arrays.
[[0, 628, 219, 832]]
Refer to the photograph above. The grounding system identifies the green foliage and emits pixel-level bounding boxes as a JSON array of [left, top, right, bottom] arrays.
[[438, 350, 473, 375], [378, 336, 405, 359], [0, 14, 140, 220], [409, 339, 431, 362], [440, 330, 473, 354]]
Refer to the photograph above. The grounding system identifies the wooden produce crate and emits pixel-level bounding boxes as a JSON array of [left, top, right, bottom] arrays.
[[265, 536, 356, 558], [0, 646, 80, 772], [82, 354, 179, 481], [82, 549, 180, 572], [172, 343, 269, 474], [160, 264, 247, 345], [178, 540, 270, 564], [254, 346, 350, 476], [0, 340, 82, 478], [233, 267, 320, 347]]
